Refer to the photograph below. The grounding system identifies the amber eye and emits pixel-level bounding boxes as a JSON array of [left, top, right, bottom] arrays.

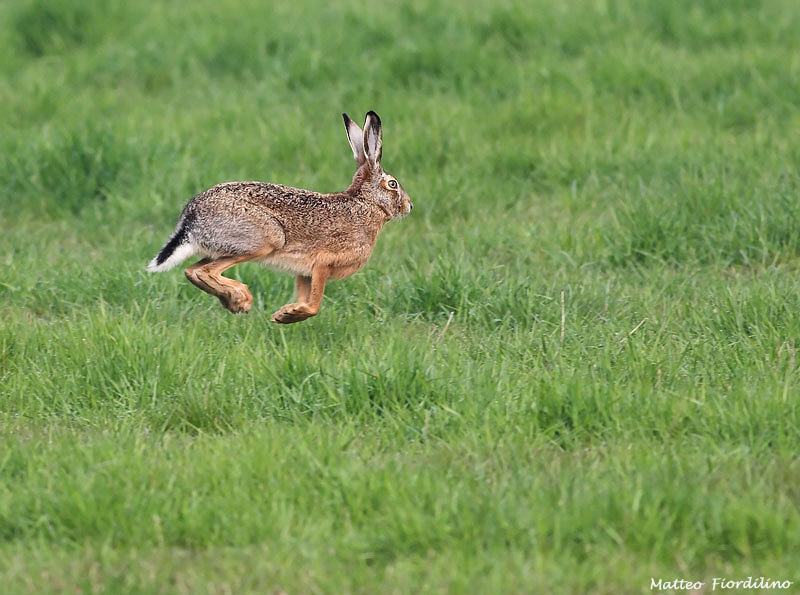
[[387, 179, 398, 189]]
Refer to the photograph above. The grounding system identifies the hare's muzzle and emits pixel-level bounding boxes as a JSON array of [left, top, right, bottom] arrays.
[[400, 194, 413, 216]]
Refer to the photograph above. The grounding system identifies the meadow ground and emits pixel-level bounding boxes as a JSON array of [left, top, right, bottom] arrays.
[[2, 0, 800, 592]]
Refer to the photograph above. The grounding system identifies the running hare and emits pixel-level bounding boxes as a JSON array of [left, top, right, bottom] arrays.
[[147, 111, 411, 324]]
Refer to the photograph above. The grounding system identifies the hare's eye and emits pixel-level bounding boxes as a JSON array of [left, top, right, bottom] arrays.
[[388, 179, 398, 189]]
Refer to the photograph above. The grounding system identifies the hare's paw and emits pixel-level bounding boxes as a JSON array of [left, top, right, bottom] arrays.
[[219, 287, 253, 314], [271, 303, 315, 324]]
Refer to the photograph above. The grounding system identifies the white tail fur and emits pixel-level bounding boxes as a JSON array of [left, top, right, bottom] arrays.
[[147, 241, 196, 272]]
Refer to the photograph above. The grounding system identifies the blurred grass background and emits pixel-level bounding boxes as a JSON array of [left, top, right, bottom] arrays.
[[1, 0, 800, 592]]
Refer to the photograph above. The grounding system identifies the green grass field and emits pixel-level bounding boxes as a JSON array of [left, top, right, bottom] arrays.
[[2, 0, 800, 592]]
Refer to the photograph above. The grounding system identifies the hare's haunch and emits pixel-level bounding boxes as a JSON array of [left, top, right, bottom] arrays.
[[147, 111, 412, 324]]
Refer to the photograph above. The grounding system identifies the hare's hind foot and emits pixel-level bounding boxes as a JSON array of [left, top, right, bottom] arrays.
[[219, 286, 253, 313], [185, 256, 257, 314]]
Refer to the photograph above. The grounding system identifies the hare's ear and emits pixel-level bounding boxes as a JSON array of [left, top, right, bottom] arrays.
[[342, 113, 365, 165], [363, 111, 382, 168]]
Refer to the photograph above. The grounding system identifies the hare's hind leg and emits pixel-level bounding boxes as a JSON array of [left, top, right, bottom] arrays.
[[272, 267, 329, 324], [185, 253, 265, 313]]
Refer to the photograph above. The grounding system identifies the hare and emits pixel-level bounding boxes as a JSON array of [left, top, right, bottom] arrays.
[[147, 111, 412, 324]]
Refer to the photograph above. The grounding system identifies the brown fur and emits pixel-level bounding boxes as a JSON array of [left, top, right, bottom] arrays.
[[148, 111, 412, 323]]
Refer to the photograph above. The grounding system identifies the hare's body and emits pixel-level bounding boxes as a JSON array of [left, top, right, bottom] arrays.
[[147, 112, 411, 323], [170, 181, 388, 277]]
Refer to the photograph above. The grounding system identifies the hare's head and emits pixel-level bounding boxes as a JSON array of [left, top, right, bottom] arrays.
[[343, 111, 412, 219]]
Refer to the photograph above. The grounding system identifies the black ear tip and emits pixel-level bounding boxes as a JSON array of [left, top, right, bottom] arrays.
[[342, 113, 350, 122], [366, 110, 381, 124]]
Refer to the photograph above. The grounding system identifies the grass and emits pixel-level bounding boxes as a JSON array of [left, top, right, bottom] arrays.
[[1, 0, 800, 592]]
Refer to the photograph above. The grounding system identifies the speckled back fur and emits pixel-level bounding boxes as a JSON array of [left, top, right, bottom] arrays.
[[183, 181, 385, 262]]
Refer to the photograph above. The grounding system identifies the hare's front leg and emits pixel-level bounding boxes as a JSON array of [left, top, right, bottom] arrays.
[[185, 256, 254, 313], [295, 275, 311, 303], [272, 268, 329, 324]]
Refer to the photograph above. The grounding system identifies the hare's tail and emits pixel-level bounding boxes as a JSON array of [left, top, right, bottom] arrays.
[[147, 221, 196, 272]]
